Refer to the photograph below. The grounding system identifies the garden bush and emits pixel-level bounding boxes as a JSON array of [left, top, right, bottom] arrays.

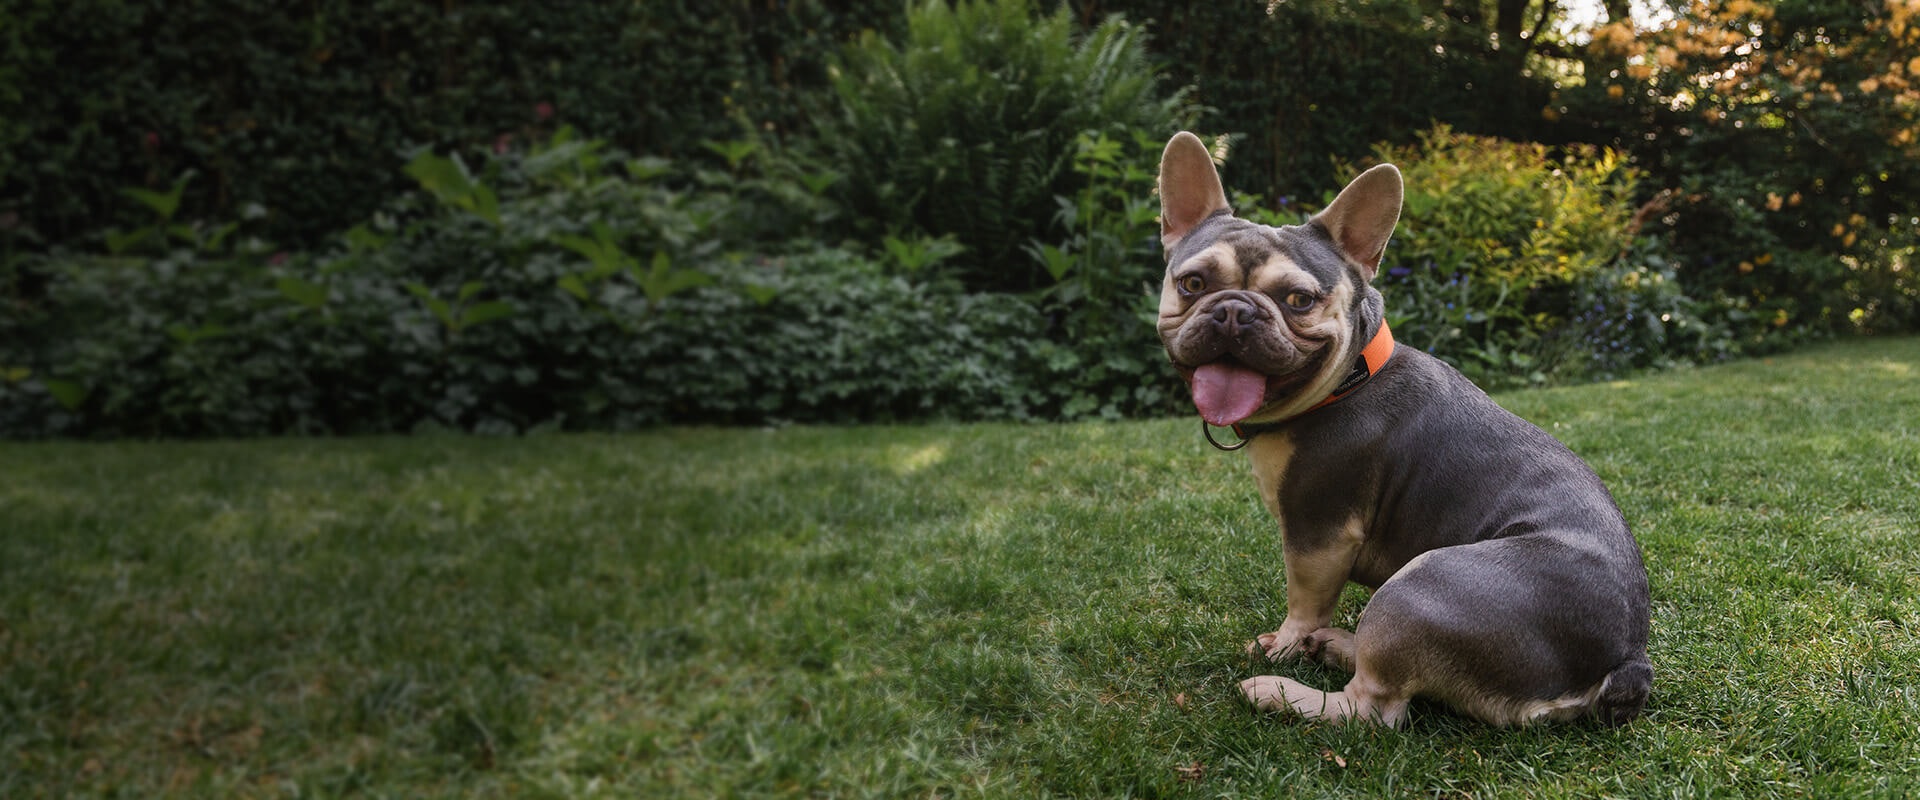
[[812, 0, 1191, 293], [1019, 130, 1185, 420], [1290, 127, 1730, 386], [1553, 0, 1920, 348], [2, 121, 1757, 438], [1082, 0, 1555, 214], [2, 247, 1071, 437], [0, 129, 1183, 438], [0, 0, 897, 255]]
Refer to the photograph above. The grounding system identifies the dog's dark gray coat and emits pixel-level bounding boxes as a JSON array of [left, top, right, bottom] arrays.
[[1280, 341, 1652, 717], [1154, 134, 1652, 725]]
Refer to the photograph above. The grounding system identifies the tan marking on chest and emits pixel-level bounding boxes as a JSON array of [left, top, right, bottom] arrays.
[[1246, 431, 1296, 522]]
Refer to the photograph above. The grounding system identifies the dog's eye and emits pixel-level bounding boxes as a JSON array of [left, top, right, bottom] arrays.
[[1283, 291, 1318, 312], [1178, 275, 1205, 295]]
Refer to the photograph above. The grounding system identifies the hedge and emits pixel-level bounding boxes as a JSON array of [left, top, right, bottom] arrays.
[[0, 0, 897, 251]]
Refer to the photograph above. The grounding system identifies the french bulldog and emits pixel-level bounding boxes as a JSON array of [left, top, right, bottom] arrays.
[[1155, 131, 1652, 727]]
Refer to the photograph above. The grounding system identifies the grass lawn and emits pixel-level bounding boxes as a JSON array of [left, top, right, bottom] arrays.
[[4, 336, 1919, 797]]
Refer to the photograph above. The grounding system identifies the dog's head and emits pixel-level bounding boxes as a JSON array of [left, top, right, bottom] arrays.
[[1156, 132, 1403, 427]]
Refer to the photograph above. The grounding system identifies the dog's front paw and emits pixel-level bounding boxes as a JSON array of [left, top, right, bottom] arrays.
[[1247, 628, 1308, 662], [1244, 621, 1320, 659], [1301, 627, 1357, 672]]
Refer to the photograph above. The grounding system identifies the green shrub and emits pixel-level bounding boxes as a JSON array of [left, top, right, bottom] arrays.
[[813, 0, 1190, 293], [0, 132, 1085, 437], [1339, 127, 1726, 385], [1618, 162, 1920, 350], [634, 253, 1059, 425], [0, 0, 897, 256], [1560, 238, 1736, 378], [1553, 0, 1920, 346], [1374, 127, 1627, 381], [1022, 130, 1184, 420], [1088, 0, 1554, 216]]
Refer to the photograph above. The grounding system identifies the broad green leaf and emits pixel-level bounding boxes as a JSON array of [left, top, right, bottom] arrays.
[[165, 223, 200, 244], [796, 170, 839, 196], [883, 236, 918, 270], [1026, 242, 1073, 281], [275, 276, 329, 309], [700, 139, 757, 169], [343, 223, 389, 253], [122, 187, 183, 220], [637, 250, 671, 284], [523, 139, 592, 179], [470, 185, 502, 226], [201, 221, 239, 251], [403, 152, 476, 202], [459, 301, 516, 328], [425, 301, 455, 328], [554, 231, 625, 278], [44, 379, 87, 411], [553, 233, 607, 261], [405, 283, 455, 327], [627, 156, 672, 182], [661, 271, 713, 296], [104, 227, 153, 255], [741, 283, 779, 306], [120, 172, 191, 220]]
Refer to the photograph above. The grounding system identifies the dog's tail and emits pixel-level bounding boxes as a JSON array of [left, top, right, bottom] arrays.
[[1593, 656, 1653, 727]]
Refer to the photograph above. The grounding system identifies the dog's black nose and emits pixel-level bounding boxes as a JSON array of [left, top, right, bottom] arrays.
[[1210, 298, 1266, 334]]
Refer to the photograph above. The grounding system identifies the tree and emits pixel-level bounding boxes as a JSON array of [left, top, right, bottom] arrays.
[[1568, 0, 1920, 333]]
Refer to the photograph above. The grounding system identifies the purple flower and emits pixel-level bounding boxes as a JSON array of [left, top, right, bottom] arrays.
[[1388, 266, 1412, 278]]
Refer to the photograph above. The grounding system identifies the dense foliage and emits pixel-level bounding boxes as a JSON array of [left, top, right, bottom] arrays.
[[0, 0, 894, 251], [814, 0, 1190, 292], [1080, 0, 1556, 207], [1358, 128, 1730, 385], [0, 130, 1187, 436], [3, 0, 1917, 437], [1559, 0, 1920, 339]]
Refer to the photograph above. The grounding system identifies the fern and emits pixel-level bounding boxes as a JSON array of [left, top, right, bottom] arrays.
[[816, 0, 1191, 293]]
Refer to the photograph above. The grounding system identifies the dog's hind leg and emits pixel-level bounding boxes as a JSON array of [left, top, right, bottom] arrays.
[[1311, 538, 1646, 727], [1241, 670, 1411, 726]]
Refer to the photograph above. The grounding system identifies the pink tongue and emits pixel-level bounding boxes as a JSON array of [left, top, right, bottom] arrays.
[[1191, 363, 1267, 427]]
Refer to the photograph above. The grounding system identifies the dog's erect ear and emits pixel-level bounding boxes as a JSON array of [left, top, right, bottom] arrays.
[[1310, 164, 1403, 281], [1158, 132, 1230, 251]]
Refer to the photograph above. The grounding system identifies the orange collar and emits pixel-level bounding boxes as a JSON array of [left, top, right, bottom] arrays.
[[1302, 319, 1397, 415], [1207, 322, 1396, 450]]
